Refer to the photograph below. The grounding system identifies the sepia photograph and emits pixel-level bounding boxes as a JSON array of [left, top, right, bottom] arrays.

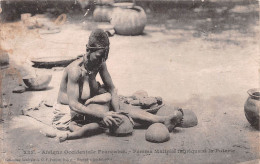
[[0, 0, 259, 163]]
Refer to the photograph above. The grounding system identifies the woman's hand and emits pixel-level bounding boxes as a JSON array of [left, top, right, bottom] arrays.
[[84, 99, 92, 106], [103, 111, 123, 127]]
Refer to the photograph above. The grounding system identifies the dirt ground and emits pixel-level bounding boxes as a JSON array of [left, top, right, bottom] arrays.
[[0, 1, 260, 164]]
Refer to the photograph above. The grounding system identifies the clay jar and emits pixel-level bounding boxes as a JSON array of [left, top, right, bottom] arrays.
[[244, 88, 260, 130]]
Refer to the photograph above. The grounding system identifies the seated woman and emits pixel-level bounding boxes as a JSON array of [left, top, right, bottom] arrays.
[[55, 29, 183, 142]]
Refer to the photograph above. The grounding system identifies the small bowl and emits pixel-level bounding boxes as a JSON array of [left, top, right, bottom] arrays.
[[23, 74, 52, 90]]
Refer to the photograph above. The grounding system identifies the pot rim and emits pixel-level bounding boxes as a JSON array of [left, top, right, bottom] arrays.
[[247, 88, 260, 98]]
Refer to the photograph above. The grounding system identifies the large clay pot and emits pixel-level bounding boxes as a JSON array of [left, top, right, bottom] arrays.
[[111, 5, 147, 35], [93, 6, 113, 22], [244, 88, 260, 130]]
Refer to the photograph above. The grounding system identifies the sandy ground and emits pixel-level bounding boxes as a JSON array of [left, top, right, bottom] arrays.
[[0, 2, 260, 164]]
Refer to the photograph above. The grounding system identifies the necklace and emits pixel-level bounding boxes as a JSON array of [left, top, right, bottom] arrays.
[[80, 63, 94, 76]]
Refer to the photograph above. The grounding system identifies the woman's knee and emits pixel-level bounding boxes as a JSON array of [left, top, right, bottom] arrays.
[[88, 104, 109, 113], [100, 92, 112, 102]]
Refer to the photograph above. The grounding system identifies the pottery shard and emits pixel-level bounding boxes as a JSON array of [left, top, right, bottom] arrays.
[[140, 97, 157, 108], [13, 86, 26, 93], [155, 97, 163, 105], [129, 99, 140, 106]]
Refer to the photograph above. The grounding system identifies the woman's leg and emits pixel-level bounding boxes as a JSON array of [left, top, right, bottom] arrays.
[[120, 103, 183, 131], [58, 121, 104, 142]]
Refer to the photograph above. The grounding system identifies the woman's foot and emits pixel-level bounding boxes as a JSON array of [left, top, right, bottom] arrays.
[[57, 132, 69, 143], [40, 128, 57, 138], [163, 108, 184, 132]]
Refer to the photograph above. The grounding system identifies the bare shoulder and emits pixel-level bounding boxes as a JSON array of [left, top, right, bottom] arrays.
[[66, 62, 82, 82], [67, 58, 83, 68]]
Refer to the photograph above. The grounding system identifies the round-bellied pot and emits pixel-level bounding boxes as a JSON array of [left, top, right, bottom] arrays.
[[93, 5, 114, 22], [145, 123, 170, 143], [244, 88, 260, 130], [111, 5, 147, 35], [109, 115, 134, 136]]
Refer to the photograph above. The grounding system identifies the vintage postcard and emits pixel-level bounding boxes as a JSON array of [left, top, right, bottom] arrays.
[[0, 0, 259, 163]]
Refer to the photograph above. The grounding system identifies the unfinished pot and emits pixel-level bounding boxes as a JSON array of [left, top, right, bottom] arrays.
[[109, 115, 134, 136], [244, 88, 260, 130], [145, 123, 170, 143]]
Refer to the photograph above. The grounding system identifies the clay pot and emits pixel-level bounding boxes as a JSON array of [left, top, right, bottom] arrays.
[[109, 115, 134, 136], [111, 5, 147, 35], [93, 6, 113, 22], [0, 50, 9, 66], [244, 88, 260, 130], [145, 123, 170, 143], [180, 109, 198, 128], [23, 74, 52, 90]]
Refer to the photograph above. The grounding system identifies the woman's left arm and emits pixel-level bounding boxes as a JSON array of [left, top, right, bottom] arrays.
[[99, 62, 120, 112]]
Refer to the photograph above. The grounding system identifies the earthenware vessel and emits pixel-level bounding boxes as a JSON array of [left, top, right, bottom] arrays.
[[244, 88, 260, 130]]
